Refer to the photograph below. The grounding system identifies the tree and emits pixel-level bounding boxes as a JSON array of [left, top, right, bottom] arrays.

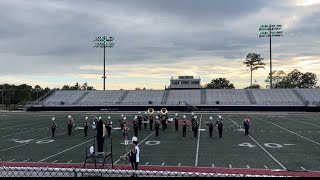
[[265, 69, 317, 88], [244, 84, 261, 89], [244, 53, 265, 87], [205, 78, 235, 89]]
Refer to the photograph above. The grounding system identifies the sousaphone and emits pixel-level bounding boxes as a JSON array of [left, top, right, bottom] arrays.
[[160, 108, 168, 115], [148, 108, 154, 114]]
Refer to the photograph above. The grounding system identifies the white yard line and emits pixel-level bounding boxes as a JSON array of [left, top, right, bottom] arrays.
[[38, 138, 92, 162], [229, 164, 232, 168], [114, 130, 156, 165], [52, 160, 58, 163], [0, 132, 67, 152], [194, 114, 202, 167], [8, 159, 15, 162], [212, 164, 214, 168], [246, 165, 250, 168], [161, 162, 165, 166], [178, 163, 181, 166], [67, 160, 73, 163], [253, 116, 320, 146], [264, 165, 269, 169], [301, 167, 306, 171], [145, 162, 149, 165], [224, 115, 286, 170], [22, 159, 30, 162]]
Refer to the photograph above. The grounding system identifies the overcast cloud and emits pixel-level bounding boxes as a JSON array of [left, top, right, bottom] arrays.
[[0, 0, 319, 89]]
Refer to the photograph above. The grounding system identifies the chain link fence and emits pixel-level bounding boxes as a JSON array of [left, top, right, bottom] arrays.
[[0, 166, 295, 177]]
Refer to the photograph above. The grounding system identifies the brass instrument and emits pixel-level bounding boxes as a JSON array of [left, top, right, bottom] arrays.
[[160, 108, 168, 115], [147, 108, 154, 114]]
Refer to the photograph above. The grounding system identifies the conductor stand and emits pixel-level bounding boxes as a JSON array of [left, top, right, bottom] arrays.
[[84, 136, 113, 169]]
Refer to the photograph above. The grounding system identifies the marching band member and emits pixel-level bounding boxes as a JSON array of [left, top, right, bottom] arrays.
[[174, 113, 179, 131], [119, 114, 125, 130], [193, 121, 199, 137], [107, 116, 112, 137], [123, 121, 130, 145], [130, 136, 140, 176], [84, 117, 89, 137], [143, 112, 148, 130], [155, 117, 160, 137], [182, 120, 187, 137], [213, 116, 223, 138], [133, 116, 139, 137], [137, 112, 142, 131], [191, 115, 197, 132], [96, 117, 105, 153], [149, 114, 154, 131], [243, 117, 251, 136], [51, 117, 57, 137], [92, 116, 98, 130], [164, 113, 169, 130], [67, 116, 73, 136], [206, 116, 214, 138]]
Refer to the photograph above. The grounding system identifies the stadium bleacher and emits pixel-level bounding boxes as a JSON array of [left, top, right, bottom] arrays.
[[37, 88, 320, 108]]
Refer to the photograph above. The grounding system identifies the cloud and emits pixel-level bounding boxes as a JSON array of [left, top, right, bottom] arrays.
[[0, 0, 319, 89]]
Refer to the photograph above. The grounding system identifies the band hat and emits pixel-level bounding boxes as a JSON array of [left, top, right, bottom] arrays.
[[52, 117, 55, 121], [85, 117, 88, 120], [68, 115, 71, 119], [132, 136, 138, 142], [108, 116, 111, 119]]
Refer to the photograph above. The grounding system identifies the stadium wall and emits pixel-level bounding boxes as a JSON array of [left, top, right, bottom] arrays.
[[28, 105, 320, 112]]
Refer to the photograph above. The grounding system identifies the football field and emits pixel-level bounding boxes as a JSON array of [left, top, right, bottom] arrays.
[[0, 112, 319, 172]]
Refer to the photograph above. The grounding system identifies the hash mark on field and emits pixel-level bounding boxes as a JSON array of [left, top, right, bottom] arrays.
[[229, 164, 232, 168], [246, 165, 250, 168], [145, 162, 149, 165], [308, 131, 311, 133], [212, 164, 214, 167], [22, 159, 30, 162], [301, 167, 306, 171], [52, 160, 58, 163], [8, 159, 15, 162], [67, 160, 72, 163], [264, 166, 268, 169], [178, 163, 181, 166], [161, 162, 165, 166]]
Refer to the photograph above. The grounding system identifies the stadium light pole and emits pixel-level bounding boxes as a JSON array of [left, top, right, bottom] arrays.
[[93, 36, 114, 90], [259, 24, 283, 89]]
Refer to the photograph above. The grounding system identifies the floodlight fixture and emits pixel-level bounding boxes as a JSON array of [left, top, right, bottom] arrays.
[[93, 36, 115, 90], [259, 24, 283, 88]]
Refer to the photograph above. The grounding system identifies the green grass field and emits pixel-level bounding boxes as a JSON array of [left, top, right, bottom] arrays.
[[0, 112, 319, 171]]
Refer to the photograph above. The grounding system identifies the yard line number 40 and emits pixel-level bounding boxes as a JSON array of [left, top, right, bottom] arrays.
[[238, 142, 285, 148]]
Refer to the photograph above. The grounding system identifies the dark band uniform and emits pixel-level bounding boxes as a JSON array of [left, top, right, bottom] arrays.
[[143, 115, 148, 129], [67, 120, 73, 136], [133, 119, 139, 137], [182, 121, 187, 137], [137, 115, 142, 130], [206, 121, 214, 137], [213, 120, 223, 138], [193, 121, 199, 137], [243, 119, 250, 135], [84, 121, 89, 137], [119, 118, 124, 130], [149, 115, 154, 131], [107, 120, 112, 137], [174, 116, 179, 131], [155, 120, 160, 137], [51, 121, 56, 137]]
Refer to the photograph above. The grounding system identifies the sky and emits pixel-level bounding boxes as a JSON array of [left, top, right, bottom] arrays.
[[0, 0, 319, 90]]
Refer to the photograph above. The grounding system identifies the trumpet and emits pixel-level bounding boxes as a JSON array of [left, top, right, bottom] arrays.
[[148, 108, 154, 114], [160, 108, 168, 115]]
